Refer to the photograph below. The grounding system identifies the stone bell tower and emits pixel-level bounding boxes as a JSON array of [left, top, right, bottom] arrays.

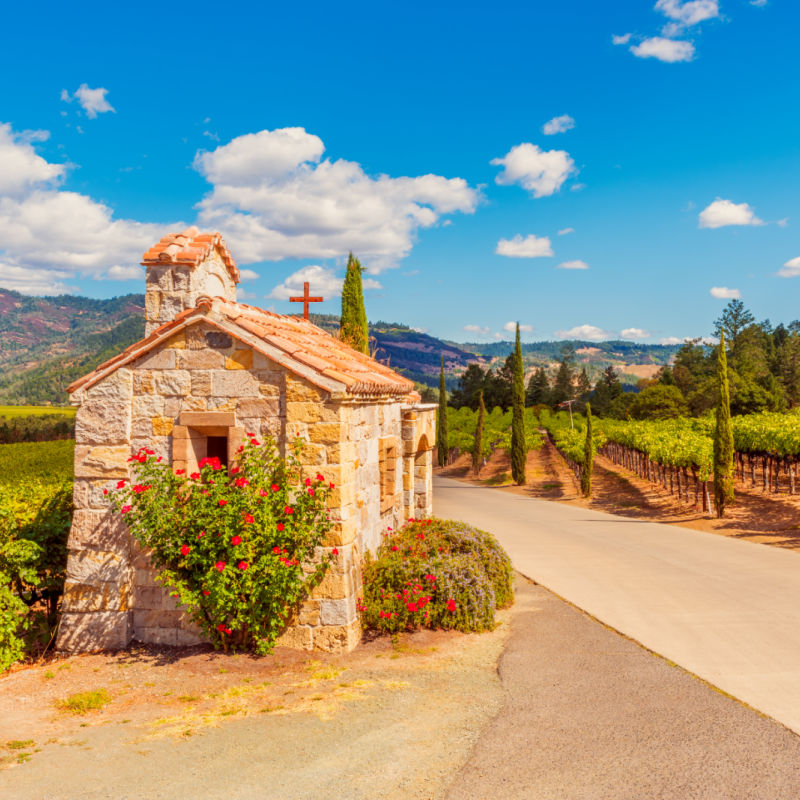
[[141, 226, 240, 336]]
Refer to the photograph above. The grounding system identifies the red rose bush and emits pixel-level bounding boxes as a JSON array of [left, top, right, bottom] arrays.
[[110, 437, 332, 654], [359, 518, 513, 635]]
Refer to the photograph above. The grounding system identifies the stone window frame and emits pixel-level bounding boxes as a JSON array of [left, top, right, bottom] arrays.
[[379, 436, 399, 514], [172, 411, 245, 473]]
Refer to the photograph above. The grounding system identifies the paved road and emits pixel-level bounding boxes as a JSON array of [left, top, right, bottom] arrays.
[[447, 578, 800, 800], [434, 476, 800, 735]]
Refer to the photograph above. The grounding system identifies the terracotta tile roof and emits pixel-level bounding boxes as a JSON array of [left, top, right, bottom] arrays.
[[68, 298, 415, 399], [141, 226, 239, 283]]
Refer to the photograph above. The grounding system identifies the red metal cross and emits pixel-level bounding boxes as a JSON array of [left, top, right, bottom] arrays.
[[289, 282, 323, 320]]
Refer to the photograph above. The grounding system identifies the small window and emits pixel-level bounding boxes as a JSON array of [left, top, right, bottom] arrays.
[[379, 438, 398, 514], [206, 436, 229, 467]]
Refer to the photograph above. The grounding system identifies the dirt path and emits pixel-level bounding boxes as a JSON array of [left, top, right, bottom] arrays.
[[436, 440, 800, 551], [447, 578, 800, 800], [0, 617, 510, 799]]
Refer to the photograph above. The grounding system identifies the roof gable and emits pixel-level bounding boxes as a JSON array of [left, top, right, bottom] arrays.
[[142, 226, 239, 283], [68, 298, 415, 399]]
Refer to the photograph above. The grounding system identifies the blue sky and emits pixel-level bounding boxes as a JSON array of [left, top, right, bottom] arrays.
[[0, 0, 797, 344]]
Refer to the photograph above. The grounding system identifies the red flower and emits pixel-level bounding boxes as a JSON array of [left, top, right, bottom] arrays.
[[246, 432, 255, 437], [180, 544, 190, 556], [305, 477, 312, 486], [190, 472, 201, 480], [236, 477, 249, 488], [391, 545, 399, 552], [197, 531, 206, 539], [406, 603, 418, 612], [133, 484, 151, 494], [316, 473, 325, 482], [237, 561, 249, 571], [272, 546, 281, 554], [277, 523, 285, 532], [231, 535, 242, 546], [145, 448, 155, 455], [331, 547, 339, 556], [243, 513, 254, 524], [259, 489, 268, 497], [217, 623, 229, 634], [202, 590, 211, 596], [329, 482, 335, 489], [103, 488, 108, 496], [175, 469, 186, 475], [307, 488, 314, 496], [199, 456, 222, 470], [231, 466, 240, 475], [116, 480, 126, 489], [121, 505, 131, 515], [218, 499, 227, 507], [284, 506, 294, 515], [250, 438, 260, 446], [215, 561, 226, 572], [271, 484, 280, 492], [446, 599, 457, 613]]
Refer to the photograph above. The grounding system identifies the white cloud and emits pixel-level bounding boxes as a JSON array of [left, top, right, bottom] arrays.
[[268, 264, 382, 302], [503, 321, 533, 333], [491, 143, 576, 198], [106, 265, 143, 280], [612, 33, 632, 44], [621, 327, 651, 339], [195, 127, 480, 271], [655, 0, 719, 27], [630, 37, 695, 62], [660, 336, 685, 345], [778, 257, 800, 278], [557, 227, 575, 236], [698, 198, 764, 229], [777, 218, 789, 227], [710, 286, 741, 299], [542, 115, 575, 136], [0, 121, 176, 294], [411, 326, 428, 334], [235, 287, 256, 301], [495, 234, 553, 258], [464, 324, 490, 336], [555, 324, 613, 341], [557, 260, 589, 270], [62, 84, 116, 119], [570, 183, 586, 192], [238, 268, 260, 281], [750, 0, 767, 6]]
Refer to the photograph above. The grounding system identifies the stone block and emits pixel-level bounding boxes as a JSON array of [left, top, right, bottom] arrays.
[[133, 371, 155, 394], [225, 349, 253, 370], [154, 370, 191, 396], [133, 395, 165, 418], [135, 348, 176, 370], [275, 624, 313, 651], [135, 627, 178, 646], [85, 369, 133, 401], [133, 610, 184, 629], [236, 398, 279, 419], [308, 423, 341, 445], [164, 330, 186, 349], [179, 411, 236, 428], [177, 349, 225, 369], [146, 265, 172, 290], [69, 509, 131, 556], [286, 401, 339, 424], [62, 581, 131, 613], [57, 611, 133, 652], [66, 549, 129, 585], [286, 375, 324, 403], [192, 371, 212, 396], [207, 398, 237, 411], [298, 599, 321, 626], [313, 619, 361, 653], [310, 569, 351, 600], [135, 586, 164, 610], [152, 416, 174, 436], [211, 370, 260, 397], [322, 521, 358, 547], [176, 628, 206, 647], [258, 383, 281, 399], [74, 445, 130, 478], [319, 597, 357, 626], [205, 331, 233, 349]]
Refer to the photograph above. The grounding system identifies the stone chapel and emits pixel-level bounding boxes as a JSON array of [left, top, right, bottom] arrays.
[[57, 227, 436, 654]]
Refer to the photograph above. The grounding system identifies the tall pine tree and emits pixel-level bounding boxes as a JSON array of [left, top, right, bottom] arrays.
[[713, 330, 735, 518], [581, 403, 594, 497], [472, 390, 485, 475], [511, 323, 526, 485], [340, 253, 369, 354], [437, 356, 448, 467]]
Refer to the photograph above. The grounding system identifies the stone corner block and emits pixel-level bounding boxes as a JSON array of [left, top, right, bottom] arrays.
[[56, 611, 133, 652]]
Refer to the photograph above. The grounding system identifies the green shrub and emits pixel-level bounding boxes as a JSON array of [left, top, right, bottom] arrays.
[[359, 518, 513, 635], [57, 689, 111, 714], [109, 436, 333, 655]]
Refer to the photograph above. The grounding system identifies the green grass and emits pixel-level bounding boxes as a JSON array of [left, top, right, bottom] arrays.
[[6, 739, 34, 750], [0, 440, 74, 486], [56, 689, 111, 715], [0, 405, 75, 418]]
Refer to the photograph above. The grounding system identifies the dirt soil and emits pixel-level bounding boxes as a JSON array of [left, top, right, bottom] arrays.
[[436, 437, 800, 551], [0, 615, 510, 800]]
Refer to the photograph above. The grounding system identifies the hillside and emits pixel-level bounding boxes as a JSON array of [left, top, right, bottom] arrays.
[[0, 290, 681, 403]]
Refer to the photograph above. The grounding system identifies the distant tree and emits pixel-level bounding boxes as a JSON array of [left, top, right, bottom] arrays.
[[551, 345, 576, 406], [589, 366, 622, 416], [472, 390, 486, 475], [510, 324, 526, 485], [713, 331, 734, 518], [436, 356, 448, 467], [484, 359, 513, 410], [581, 403, 593, 497], [576, 367, 592, 398], [658, 366, 676, 385], [629, 384, 689, 420], [450, 363, 486, 409], [526, 366, 550, 406], [714, 299, 755, 350], [340, 253, 369, 354]]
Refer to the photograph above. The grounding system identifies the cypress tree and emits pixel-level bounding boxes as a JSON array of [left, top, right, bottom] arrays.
[[511, 323, 526, 485], [581, 403, 594, 497], [713, 330, 735, 518], [340, 252, 369, 354], [437, 356, 448, 467], [472, 390, 485, 475]]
